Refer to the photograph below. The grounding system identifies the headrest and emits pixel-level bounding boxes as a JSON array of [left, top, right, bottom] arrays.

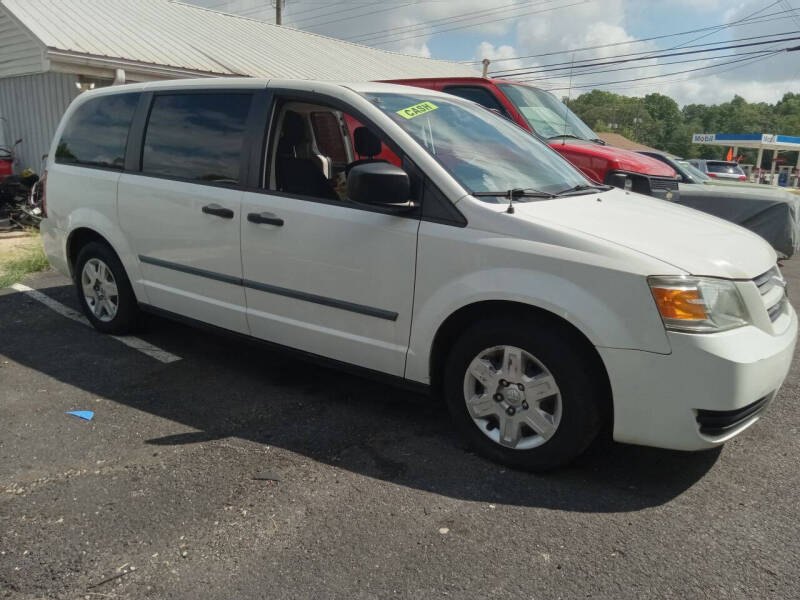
[[281, 111, 307, 145], [353, 127, 382, 157]]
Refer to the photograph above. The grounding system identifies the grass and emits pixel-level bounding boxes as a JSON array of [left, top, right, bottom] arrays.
[[0, 232, 50, 287]]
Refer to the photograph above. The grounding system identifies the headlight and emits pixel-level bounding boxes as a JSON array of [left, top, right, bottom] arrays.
[[648, 276, 750, 333]]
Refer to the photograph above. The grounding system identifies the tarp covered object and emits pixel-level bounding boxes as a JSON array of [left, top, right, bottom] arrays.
[[675, 183, 800, 258]]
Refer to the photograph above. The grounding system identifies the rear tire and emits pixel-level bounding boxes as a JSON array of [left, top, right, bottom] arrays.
[[74, 241, 139, 334], [442, 315, 604, 471]]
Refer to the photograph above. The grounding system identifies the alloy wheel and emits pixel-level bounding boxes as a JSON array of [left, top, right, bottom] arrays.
[[462, 345, 562, 450], [81, 258, 119, 323]]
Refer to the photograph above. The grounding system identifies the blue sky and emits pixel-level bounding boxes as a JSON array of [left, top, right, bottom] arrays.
[[417, 2, 726, 61], [191, 0, 800, 106]]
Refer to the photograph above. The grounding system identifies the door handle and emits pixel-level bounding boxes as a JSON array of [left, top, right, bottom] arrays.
[[247, 212, 284, 226], [202, 203, 234, 219]]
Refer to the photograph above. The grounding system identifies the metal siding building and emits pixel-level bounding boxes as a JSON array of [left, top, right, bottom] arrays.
[[0, 0, 476, 172], [0, 72, 78, 172]]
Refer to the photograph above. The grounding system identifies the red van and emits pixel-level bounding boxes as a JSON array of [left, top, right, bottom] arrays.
[[385, 77, 679, 201]]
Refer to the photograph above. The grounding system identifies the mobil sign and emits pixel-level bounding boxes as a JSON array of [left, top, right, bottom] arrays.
[[693, 133, 716, 143]]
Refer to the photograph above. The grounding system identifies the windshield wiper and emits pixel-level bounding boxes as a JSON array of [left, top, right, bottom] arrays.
[[590, 137, 607, 145], [472, 188, 556, 199], [546, 133, 584, 141], [554, 183, 612, 196], [472, 188, 556, 214]]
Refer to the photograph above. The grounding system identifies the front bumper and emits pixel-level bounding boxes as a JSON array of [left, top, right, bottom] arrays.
[[599, 304, 797, 451]]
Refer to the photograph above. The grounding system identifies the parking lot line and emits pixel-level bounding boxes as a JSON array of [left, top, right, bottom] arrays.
[[10, 282, 181, 364]]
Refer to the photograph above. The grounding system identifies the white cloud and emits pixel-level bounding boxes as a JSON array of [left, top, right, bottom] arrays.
[[475, 41, 526, 73], [188, 0, 800, 106], [396, 42, 432, 58], [476, 0, 800, 105]]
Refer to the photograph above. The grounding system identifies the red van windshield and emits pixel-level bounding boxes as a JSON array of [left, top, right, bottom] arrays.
[[497, 83, 598, 141]]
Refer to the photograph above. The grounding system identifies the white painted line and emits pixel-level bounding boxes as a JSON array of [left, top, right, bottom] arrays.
[[110, 335, 181, 364], [10, 283, 181, 364], [11, 283, 90, 325]]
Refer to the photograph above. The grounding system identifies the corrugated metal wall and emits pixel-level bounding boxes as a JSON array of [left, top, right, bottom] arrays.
[[0, 72, 78, 172]]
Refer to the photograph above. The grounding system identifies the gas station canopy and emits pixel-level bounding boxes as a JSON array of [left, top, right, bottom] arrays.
[[692, 133, 800, 183], [692, 133, 800, 151]]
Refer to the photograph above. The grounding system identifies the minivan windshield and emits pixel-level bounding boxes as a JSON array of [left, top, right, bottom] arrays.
[[496, 83, 598, 141], [363, 92, 590, 198]]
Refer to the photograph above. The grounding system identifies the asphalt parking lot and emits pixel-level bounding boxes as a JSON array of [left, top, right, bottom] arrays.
[[1, 263, 799, 600]]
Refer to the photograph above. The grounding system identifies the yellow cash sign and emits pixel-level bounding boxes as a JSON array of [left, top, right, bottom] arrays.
[[396, 101, 439, 120]]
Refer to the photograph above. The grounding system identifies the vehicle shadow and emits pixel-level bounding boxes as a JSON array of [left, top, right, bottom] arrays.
[[1, 283, 721, 513]]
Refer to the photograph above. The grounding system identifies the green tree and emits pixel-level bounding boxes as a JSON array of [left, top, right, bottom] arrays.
[[564, 89, 800, 161]]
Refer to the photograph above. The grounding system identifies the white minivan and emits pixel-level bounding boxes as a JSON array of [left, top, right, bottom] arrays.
[[41, 78, 797, 470]]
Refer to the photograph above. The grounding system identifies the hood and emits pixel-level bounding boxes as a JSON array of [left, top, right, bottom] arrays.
[[512, 188, 775, 279], [704, 179, 794, 193], [695, 181, 800, 203], [550, 139, 676, 177]]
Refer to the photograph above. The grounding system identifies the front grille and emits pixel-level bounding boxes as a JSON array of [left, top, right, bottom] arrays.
[[650, 177, 679, 191], [754, 267, 779, 291], [696, 395, 771, 436], [754, 266, 786, 323]]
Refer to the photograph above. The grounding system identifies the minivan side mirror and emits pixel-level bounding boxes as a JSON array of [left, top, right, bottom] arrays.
[[347, 162, 411, 207]]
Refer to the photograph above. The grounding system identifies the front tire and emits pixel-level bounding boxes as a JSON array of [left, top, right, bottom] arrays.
[[74, 241, 139, 334], [442, 315, 605, 471]]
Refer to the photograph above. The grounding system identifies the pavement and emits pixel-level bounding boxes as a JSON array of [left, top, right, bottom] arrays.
[[1, 264, 799, 600]]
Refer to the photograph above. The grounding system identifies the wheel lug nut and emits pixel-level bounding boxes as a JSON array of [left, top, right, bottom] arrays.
[[521, 401, 529, 410], [493, 393, 503, 402], [506, 406, 516, 416], [499, 379, 509, 387], [517, 383, 525, 391]]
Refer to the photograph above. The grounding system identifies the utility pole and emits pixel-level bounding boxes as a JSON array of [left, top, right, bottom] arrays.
[[275, 0, 282, 25]]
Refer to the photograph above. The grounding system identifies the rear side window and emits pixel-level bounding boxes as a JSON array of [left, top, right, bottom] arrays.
[[443, 86, 509, 117], [56, 93, 140, 169], [142, 93, 252, 184]]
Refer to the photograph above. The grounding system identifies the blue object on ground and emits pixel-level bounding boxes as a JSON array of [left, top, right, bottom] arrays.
[[67, 410, 94, 421]]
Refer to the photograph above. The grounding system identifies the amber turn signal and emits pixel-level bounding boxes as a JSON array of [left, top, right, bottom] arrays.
[[650, 287, 707, 321]]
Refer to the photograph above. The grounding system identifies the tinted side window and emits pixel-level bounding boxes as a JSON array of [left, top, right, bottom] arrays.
[[142, 93, 252, 184], [443, 86, 508, 116], [56, 93, 140, 169]]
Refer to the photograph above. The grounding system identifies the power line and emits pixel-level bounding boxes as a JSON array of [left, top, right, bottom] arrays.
[[667, 0, 783, 50], [520, 49, 777, 83], [537, 47, 789, 91], [547, 49, 783, 94], [288, 1, 374, 20], [343, 0, 533, 42], [291, 2, 414, 28], [348, 0, 563, 44], [354, 0, 593, 47], [463, 7, 798, 64], [492, 32, 800, 77], [236, 0, 399, 21], [782, 0, 800, 28]]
